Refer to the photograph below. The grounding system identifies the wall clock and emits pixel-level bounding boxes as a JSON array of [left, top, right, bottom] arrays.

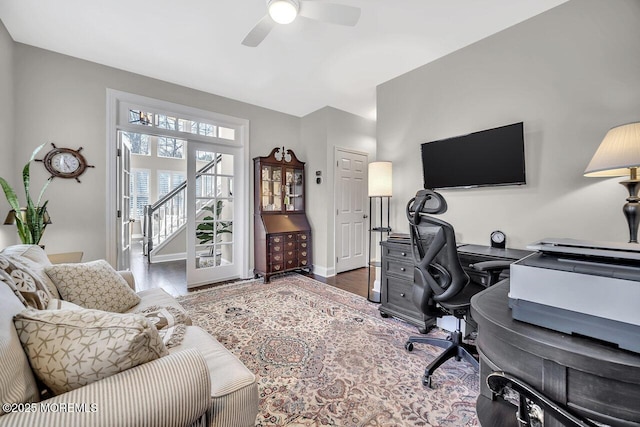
[[36, 143, 95, 182]]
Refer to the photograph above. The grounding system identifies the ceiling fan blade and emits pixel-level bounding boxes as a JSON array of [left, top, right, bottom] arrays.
[[299, 1, 361, 26], [241, 14, 276, 47]]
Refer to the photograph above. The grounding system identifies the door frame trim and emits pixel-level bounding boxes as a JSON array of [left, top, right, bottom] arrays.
[[106, 89, 250, 279], [333, 146, 369, 275]]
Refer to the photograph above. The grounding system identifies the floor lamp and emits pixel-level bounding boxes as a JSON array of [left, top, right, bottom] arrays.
[[585, 122, 640, 243], [367, 161, 392, 303]]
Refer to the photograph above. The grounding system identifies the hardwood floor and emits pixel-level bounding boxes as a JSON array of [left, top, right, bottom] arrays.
[[309, 268, 371, 299], [130, 242, 371, 298]]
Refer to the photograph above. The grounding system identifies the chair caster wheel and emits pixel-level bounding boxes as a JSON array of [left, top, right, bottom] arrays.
[[380, 312, 389, 318], [422, 376, 432, 388], [405, 341, 414, 352]]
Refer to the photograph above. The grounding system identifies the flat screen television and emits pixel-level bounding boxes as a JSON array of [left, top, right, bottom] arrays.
[[421, 122, 526, 190]]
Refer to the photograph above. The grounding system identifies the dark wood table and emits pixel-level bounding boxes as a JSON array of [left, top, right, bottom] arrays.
[[470, 280, 640, 427]]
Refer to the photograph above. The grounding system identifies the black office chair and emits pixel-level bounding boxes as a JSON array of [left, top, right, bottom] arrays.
[[404, 189, 511, 387]]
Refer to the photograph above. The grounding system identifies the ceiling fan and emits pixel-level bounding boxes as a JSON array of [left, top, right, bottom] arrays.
[[242, 0, 361, 47]]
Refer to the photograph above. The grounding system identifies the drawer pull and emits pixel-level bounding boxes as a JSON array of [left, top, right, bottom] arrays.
[[400, 267, 406, 272], [400, 293, 406, 298], [401, 252, 407, 256]]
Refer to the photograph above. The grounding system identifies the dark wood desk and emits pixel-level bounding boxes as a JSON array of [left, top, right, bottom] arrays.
[[471, 280, 640, 427], [379, 239, 530, 332]]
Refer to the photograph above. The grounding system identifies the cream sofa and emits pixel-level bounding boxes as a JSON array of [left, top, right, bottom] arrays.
[[0, 245, 258, 427]]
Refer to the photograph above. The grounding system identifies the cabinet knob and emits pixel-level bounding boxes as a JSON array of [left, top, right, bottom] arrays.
[[400, 267, 406, 272], [400, 293, 405, 298], [401, 252, 407, 256]]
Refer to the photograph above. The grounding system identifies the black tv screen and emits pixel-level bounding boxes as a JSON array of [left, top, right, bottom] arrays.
[[421, 122, 526, 189]]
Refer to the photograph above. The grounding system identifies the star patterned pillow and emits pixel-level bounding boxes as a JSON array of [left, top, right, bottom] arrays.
[[13, 308, 168, 395], [0, 254, 52, 309], [44, 260, 140, 313]]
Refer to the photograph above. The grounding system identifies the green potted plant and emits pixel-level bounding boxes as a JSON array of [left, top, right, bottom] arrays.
[[196, 200, 232, 266], [0, 144, 51, 245]]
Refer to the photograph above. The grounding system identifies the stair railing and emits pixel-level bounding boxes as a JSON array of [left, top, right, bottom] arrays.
[[142, 155, 220, 262]]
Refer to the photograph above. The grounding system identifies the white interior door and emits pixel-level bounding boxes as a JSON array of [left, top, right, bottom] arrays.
[[187, 141, 243, 287], [335, 148, 368, 273], [116, 133, 132, 270]]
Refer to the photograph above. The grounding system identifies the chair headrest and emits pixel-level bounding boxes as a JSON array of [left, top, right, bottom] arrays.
[[406, 189, 447, 225]]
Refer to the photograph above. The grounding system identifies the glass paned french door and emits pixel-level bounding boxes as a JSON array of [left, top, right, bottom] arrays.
[[187, 141, 241, 286]]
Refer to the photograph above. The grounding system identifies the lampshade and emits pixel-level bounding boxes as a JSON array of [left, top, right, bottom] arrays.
[[368, 161, 392, 197], [268, 0, 299, 24], [584, 122, 640, 177], [4, 208, 51, 225]]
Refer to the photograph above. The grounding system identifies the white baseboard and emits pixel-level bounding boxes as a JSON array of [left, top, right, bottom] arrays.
[[312, 265, 334, 278], [149, 252, 186, 263]]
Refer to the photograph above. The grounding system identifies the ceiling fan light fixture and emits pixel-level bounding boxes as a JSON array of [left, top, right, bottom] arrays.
[[268, 0, 299, 25]]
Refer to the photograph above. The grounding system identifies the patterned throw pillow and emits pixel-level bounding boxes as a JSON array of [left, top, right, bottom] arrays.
[[44, 260, 140, 313], [13, 308, 168, 395], [137, 305, 190, 348], [0, 255, 51, 309]]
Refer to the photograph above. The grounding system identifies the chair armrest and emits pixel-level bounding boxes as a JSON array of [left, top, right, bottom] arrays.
[[47, 252, 84, 264], [117, 271, 136, 290], [470, 260, 512, 272], [0, 349, 211, 427], [470, 260, 513, 287]]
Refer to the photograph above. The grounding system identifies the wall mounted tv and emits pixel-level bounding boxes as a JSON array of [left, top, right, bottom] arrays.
[[421, 122, 526, 190]]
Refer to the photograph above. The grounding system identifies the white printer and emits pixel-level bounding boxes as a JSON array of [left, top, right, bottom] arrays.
[[509, 238, 640, 353]]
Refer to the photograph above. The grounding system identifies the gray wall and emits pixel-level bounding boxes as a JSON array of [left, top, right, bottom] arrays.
[[11, 43, 300, 263], [0, 21, 15, 248], [300, 107, 376, 275], [377, 0, 640, 249], [4, 40, 375, 276]]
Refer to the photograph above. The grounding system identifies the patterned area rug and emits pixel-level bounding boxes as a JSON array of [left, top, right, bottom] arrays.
[[177, 274, 479, 426]]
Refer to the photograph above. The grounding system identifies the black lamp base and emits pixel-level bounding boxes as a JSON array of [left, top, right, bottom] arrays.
[[620, 179, 640, 243]]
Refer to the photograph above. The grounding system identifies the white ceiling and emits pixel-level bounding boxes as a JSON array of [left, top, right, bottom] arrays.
[[0, 0, 567, 120]]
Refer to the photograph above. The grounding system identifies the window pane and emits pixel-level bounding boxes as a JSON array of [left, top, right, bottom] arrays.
[[178, 119, 198, 134], [198, 123, 216, 137], [172, 173, 185, 189], [157, 137, 185, 159], [218, 126, 235, 140], [158, 171, 185, 198], [122, 132, 150, 156], [128, 109, 153, 126], [158, 172, 170, 197], [131, 169, 150, 219], [196, 150, 214, 162], [156, 114, 177, 130]]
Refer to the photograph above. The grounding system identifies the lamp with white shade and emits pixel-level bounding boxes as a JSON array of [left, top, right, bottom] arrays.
[[584, 122, 640, 243], [367, 161, 392, 303]]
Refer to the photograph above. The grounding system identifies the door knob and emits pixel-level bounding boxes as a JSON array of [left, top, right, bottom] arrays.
[[363, 214, 369, 218]]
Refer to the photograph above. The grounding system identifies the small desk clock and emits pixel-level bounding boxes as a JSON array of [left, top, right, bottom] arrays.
[[490, 230, 506, 248], [36, 143, 94, 182]]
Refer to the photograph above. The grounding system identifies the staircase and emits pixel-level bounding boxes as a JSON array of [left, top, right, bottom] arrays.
[[142, 155, 220, 262]]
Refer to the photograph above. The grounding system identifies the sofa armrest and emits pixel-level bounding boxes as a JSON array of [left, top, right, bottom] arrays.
[[47, 251, 84, 264], [0, 349, 211, 427], [117, 271, 136, 290]]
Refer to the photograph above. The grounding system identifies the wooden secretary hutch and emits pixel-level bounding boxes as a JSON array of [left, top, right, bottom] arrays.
[[254, 147, 312, 282]]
